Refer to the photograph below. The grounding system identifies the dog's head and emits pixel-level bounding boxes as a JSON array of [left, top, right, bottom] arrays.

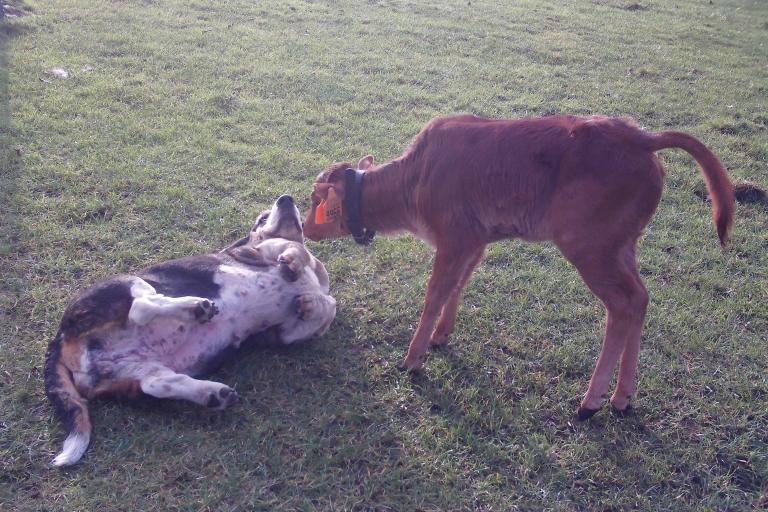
[[303, 155, 374, 241], [251, 195, 304, 244]]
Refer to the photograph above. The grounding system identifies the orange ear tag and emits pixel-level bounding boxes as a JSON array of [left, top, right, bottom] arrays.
[[315, 188, 342, 224], [315, 200, 329, 224]]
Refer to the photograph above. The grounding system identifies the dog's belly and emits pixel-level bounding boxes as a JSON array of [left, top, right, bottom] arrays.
[[86, 264, 320, 378]]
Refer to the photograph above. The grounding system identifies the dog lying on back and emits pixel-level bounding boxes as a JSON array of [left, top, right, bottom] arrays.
[[45, 195, 336, 466]]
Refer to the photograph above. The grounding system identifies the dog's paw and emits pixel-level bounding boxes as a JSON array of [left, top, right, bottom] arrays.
[[193, 300, 219, 323], [278, 254, 302, 282], [293, 294, 314, 320], [205, 386, 239, 410]]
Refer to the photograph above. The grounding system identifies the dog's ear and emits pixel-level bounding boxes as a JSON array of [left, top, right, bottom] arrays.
[[358, 155, 374, 170]]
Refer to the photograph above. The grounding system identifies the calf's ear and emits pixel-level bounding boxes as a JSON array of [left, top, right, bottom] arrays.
[[316, 187, 343, 224], [358, 155, 374, 170]]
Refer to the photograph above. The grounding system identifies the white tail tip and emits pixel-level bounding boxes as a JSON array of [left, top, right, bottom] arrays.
[[52, 432, 90, 467]]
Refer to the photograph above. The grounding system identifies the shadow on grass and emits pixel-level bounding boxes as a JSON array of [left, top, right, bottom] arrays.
[[405, 341, 701, 493], [0, 2, 32, 254]]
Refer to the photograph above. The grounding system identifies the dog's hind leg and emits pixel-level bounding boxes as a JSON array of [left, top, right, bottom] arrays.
[[126, 278, 219, 326], [126, 363, 239, 410]]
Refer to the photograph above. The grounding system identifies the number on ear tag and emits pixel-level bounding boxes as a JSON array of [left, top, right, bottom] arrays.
[[315, 188, 342, 224]]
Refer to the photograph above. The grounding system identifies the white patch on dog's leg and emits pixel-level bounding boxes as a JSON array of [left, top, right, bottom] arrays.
[[128, 296, 162, 325], [130, 278, 157, 299], [137, 366, 238, 410], [51, 431, 90, 467], [128, 294, 217, 326]]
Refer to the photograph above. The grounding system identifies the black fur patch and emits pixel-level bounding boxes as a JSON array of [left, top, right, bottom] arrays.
[[140, 255, 222, 299], [59, 276, 135, 339], [87, 337, 106, 385]]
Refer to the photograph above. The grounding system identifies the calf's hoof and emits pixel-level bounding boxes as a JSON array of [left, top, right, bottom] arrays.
[[611, 403, 633, 418], [428, 332, 450, 348], [396, 354, 426, 373], [575, 406, 601, 422]]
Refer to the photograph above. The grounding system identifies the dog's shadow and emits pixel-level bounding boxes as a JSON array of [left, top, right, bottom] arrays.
[[84, 318, 365, 461]]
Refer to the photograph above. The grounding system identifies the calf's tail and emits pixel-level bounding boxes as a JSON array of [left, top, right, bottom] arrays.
[[645, 130, 735, 246]]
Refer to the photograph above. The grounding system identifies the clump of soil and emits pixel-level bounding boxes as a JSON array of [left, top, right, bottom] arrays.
[[694, 181, 767, 206]]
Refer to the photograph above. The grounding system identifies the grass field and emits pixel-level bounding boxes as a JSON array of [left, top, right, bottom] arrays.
[[2, 0, 767, 510]]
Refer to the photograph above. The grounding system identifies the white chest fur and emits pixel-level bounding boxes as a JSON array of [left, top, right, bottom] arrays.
[[88, 263, 328, 377]]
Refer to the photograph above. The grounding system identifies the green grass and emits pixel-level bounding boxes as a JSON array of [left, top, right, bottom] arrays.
[[2, 0, 767, 510]]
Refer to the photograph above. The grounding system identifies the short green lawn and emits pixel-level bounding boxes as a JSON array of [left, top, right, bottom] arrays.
[[2, 0, 766, 510]]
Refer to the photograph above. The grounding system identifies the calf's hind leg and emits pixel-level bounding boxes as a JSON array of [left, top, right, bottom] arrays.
[[559, 242, 648, 419]]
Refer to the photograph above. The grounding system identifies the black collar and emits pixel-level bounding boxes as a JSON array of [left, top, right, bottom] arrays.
[[343, 168, 376, 245]]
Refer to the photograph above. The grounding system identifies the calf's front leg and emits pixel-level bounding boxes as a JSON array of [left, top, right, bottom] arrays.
[[400, 244, 485, 371], [429, 247, 485, 347]]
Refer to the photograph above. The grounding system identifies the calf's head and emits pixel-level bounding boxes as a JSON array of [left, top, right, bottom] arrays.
[[303, 155, 374, 241]]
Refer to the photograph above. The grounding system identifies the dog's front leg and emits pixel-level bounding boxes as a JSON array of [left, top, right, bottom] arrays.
[[401, 244, 485, 371], [277, 246, 309, 282], [279, 292, 337, 343]]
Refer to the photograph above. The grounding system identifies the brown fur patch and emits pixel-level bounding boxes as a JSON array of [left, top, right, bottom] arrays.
[[92, 378, 142, 398], [59, 339, 86, 374]]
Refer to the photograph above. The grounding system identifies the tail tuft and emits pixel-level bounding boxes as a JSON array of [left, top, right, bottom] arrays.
[[52, 431, 91, 467]]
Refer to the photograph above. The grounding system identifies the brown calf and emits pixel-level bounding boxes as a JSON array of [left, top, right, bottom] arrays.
[[303, 115, 734, 419]]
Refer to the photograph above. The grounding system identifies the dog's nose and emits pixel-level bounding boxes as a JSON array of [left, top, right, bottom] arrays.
[[277, 195, 294, 207]]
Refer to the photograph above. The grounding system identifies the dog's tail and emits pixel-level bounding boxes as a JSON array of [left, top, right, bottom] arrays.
[[44, 331, 92, 466], [645, 131, 735, 246]]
